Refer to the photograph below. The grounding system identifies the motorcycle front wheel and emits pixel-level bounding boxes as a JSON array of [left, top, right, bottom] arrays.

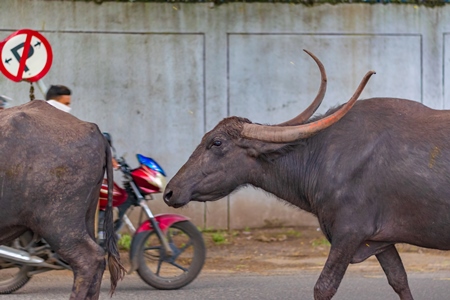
[[133, 220, 206, 290], [0, 232, 34, 294]]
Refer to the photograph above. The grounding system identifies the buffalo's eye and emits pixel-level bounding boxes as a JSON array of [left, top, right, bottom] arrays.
[[213, 140, 222, 147]]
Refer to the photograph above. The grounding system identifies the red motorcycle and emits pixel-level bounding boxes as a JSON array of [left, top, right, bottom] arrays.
[[0, 136, 206, 293]]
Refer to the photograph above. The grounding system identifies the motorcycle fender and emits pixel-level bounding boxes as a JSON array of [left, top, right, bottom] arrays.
[[128, 213, 190, 274], [135, 213, 190, 234]]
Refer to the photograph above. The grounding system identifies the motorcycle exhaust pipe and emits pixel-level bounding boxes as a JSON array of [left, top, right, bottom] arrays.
[[0, 245, 44, 265]]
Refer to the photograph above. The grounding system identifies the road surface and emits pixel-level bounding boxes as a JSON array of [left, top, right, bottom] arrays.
[[4, 269, 450, 300]]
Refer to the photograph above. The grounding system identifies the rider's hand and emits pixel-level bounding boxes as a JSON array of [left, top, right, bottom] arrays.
[[112, 157, 119, 170]]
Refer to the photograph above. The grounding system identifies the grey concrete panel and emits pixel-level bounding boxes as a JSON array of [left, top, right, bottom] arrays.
[[230, 189, 319, 229], [228, 34, 422, 125], [43, 32, 205, 171], [204, 199, 230, 230]]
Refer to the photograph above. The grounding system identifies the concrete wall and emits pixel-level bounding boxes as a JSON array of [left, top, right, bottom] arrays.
[[0, 0, 449, 229]]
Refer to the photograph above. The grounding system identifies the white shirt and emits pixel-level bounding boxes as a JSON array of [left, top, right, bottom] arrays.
[[47, 100, 71, 113]]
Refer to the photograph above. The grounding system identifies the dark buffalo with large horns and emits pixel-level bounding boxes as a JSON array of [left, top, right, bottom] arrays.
[[163, 50, 450, 299]]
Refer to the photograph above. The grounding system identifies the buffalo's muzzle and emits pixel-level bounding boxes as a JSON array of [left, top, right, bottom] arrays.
[[163, 189, 173, 205], [163, 189, 189, 208]]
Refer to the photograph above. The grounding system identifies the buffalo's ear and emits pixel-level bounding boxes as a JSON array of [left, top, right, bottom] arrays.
[[237, 138, 303, 160]]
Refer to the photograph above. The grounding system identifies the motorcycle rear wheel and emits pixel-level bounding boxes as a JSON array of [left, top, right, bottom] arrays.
[[0, 232, 34, 294], [133, 220, 206, 290]]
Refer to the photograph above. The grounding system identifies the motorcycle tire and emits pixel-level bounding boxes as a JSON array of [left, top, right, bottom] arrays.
[[133, 220, 206, 290], [0, 232, 34, 294]]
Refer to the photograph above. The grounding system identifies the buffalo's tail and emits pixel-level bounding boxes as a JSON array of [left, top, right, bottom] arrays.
[[103, 136, 126, 296]]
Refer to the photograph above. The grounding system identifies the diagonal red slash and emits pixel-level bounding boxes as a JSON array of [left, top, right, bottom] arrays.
[[16, 33, 32, 80]]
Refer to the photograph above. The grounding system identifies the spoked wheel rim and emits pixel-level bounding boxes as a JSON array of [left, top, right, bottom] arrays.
[[0, 261, 31, 293], [136, 220, 206, 290], [142, 227, 196, 278], [0, 232, 34, 294]]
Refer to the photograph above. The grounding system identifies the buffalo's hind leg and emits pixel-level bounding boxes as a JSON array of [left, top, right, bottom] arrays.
[[69, 237, 106, 300], [46, 233, 106, 300], [376, 245, 413, 300]]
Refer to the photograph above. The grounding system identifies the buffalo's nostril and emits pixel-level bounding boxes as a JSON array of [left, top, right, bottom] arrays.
[[164, 190, 173, 204]]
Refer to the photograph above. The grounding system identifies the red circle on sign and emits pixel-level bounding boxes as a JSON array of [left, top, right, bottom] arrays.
[[0, 29, 53, 82]]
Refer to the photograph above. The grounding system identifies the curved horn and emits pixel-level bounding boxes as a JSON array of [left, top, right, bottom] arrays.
[[241, 70, 376, 143], [278, 49, 327, 126]]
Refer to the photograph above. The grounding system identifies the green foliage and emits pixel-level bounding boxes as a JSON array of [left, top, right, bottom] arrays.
[[118, 234, 132, 250], [311, 237, 331, 247], [211, 231, 227, 245], [285, 229, 302, 238], [201, 227, 219, 233]]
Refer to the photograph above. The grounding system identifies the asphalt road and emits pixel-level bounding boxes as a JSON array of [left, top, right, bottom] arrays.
[[4, 269, 450, 300]]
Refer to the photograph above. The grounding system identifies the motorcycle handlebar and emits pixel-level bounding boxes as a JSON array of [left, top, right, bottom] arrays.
[[116, 157, 132, 175]]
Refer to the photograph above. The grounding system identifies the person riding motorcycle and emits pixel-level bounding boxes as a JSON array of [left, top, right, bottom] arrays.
[[45, 85, 72, 113]]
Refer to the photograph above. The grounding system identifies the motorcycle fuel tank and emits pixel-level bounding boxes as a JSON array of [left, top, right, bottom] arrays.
[[99, 179, 127, 210], [130, 164, 167, 195]]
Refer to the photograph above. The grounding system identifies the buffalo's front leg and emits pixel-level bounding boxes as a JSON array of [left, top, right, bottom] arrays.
[[313, 234, 362, 300], [376, 245, 413, 300]]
